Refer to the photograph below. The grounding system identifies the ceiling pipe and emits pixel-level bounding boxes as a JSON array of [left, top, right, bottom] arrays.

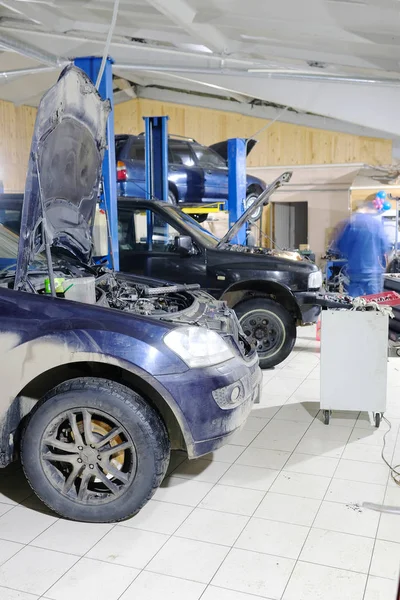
[[0, 31, 65, 66], [114, 63, 400, 86], [0, 65, 59, 79]]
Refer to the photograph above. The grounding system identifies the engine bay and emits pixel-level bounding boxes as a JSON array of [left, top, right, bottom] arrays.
[[220, 244, 304, 261], [1, 260, 199, 317]]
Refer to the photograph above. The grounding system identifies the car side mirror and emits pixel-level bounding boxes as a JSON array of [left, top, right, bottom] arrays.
[[175, 235, 194, 255]]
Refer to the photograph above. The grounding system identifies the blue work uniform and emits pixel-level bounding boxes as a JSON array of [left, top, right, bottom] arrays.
[[335, 212, 389, 297]]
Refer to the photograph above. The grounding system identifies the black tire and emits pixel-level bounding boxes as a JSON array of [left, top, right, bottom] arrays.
[[375, 413, 381, 428], [21, 377, 170, 523], [168, 190, 177, 205], [192, 214, 208, 224], [235, 298, 296, 369]]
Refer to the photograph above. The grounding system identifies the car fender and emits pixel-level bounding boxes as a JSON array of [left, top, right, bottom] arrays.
[[221, 278, 301, 318]]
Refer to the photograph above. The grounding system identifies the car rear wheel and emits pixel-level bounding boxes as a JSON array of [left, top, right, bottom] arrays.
[[235, 298, 296, 369], [21, 377, 170, 522], [244, 192, 262, 223], [168, 190, 177, 205]]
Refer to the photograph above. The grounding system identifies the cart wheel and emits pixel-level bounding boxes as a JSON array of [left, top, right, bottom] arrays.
[[324, 410, 330, 425], [375, 413, 382, 428]]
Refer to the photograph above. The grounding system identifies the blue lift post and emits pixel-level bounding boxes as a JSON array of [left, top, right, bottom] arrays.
[[143, 116, 169, 249], [74, 56, 119, 271], [227, 138, 247, 245]]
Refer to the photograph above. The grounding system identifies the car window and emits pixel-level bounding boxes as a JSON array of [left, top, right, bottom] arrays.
[[192, 145, 226, 168], [169, 142, 195, 167], [115, 137, 128, 159], [0, 209, 22, 235], [128, 141, 145, 161], [119, 208, 181, 253]]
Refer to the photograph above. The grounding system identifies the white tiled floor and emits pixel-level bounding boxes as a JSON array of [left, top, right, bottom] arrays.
[[0, 328, 400, 599]]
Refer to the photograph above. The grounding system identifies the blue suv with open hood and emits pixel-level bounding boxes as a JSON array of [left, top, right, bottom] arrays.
[[115, 134, 266, 217], [0, 65, 260, 523]]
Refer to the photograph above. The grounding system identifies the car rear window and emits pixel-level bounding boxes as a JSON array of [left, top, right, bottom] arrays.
[[128, 141, 145, 161], [115, 137, 128, 159]]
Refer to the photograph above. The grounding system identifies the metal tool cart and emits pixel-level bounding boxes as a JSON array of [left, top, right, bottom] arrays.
[[320, 308, 390, 428]]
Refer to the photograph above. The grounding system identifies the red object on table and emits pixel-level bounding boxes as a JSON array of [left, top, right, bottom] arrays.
[[360, 291, 400, 306]]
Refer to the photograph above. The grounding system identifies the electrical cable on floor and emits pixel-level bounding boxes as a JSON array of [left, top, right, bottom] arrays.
[[95, 0, 120, 90]]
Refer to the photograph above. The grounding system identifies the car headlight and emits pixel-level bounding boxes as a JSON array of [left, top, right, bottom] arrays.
[[164, 326, 235, 368], [308, 270, 322, 290]]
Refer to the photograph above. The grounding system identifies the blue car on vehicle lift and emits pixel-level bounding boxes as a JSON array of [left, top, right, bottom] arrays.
[[0, 62, 261, 523]]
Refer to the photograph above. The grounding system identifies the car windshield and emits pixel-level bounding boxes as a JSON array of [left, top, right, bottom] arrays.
[[163, 207, 221, 248], [0, 223, 46, 275]]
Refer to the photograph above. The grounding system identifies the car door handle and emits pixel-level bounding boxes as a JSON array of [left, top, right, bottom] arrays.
[[171, 166, 178, 171]]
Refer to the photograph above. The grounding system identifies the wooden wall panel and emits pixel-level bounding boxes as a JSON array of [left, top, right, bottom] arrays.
[[0, 94, 393, 192], [114, 98, 392, 167], [0, 99, 36, 192]]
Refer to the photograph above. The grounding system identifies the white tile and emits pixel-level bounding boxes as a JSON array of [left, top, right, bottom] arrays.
[[300, 528, 374, 573], [46, 557, 138, 600], [378, 512, 400, 543], [251, 420, 309, 452], [305, 421, 352, 441], [0, 539, 23, 566], [119, 571, 205, 600], [212, 547, 294, 599], [326, 479, 386, 505], [308, 366, 320, 380], [313, 501, 380, 538], [0, 588, 40, 599], [166, 451, 187, 476], [153, 477, 213, 507], [235, 447, 290, 470], [250, 405, 281, 420], [87, 526, 168, 569], [228, 429, 258, 447], [203, 445, 244, 464], [384, 486, 400, 505], [201, 587, 258, 600], [0, 506, 57, 544], [274, 402, 319, 422], [242, 417, 270, 432], [264, 376, 304, 397], [31, 520, 113, 556], [121, 500, 192, 535], [295, 436, 345, 458], [363, 576, 398, 600], [199, 485, 265, 517], [0, 474, 33, 506], [172, 459, 229, 483], [292, 379, 321, 400], [254, 492, 320, 527], [270, 471, 331, 500], [235, 517, 309, 559], [146, 536, 229, 584], [348, 427, 396, 446], [283, 453, 338, 478], [0, 546, 77, 596], [334, 459, 388, 486], [176, 508, 248, 546], [370, 539, 400, 580], [282, 562, 366, 600], [279, 365, 315, 379], [219, 464, 279, 492], [342, 442, 387, 464]]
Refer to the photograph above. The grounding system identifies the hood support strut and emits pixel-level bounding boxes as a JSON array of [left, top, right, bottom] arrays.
[[35, 153, 56, 297]]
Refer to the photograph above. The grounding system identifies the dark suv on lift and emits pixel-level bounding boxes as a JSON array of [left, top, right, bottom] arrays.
[[115, 133, 266, 218]]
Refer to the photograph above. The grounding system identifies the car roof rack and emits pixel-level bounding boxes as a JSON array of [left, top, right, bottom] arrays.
[[136, 132, 198, 143]]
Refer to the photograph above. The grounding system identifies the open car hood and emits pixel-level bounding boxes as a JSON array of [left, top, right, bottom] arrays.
[[218, 171, 293, 246], [209, 138, 258, 161], [15, 65, 110, 290]]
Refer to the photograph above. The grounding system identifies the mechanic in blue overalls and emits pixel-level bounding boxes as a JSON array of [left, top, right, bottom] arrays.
[[334, 194, 390, 297]]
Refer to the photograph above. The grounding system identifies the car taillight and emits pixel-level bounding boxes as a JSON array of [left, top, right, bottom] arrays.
[[117, 161, 127, 181]]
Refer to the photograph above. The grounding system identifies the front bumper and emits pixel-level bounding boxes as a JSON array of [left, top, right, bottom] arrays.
[[295, 291, 353, 324], [156, 351, 261, 458]]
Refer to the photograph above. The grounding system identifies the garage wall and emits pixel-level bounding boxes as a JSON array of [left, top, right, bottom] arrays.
[[248, 165, 359, 263], [0, 99, 36, 192], [114, 98, 392, 168]]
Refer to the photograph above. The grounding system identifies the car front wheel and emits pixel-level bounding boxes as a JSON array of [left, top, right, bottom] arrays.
[[235, 298, 297, 368], [21, 377, 170, 522]]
